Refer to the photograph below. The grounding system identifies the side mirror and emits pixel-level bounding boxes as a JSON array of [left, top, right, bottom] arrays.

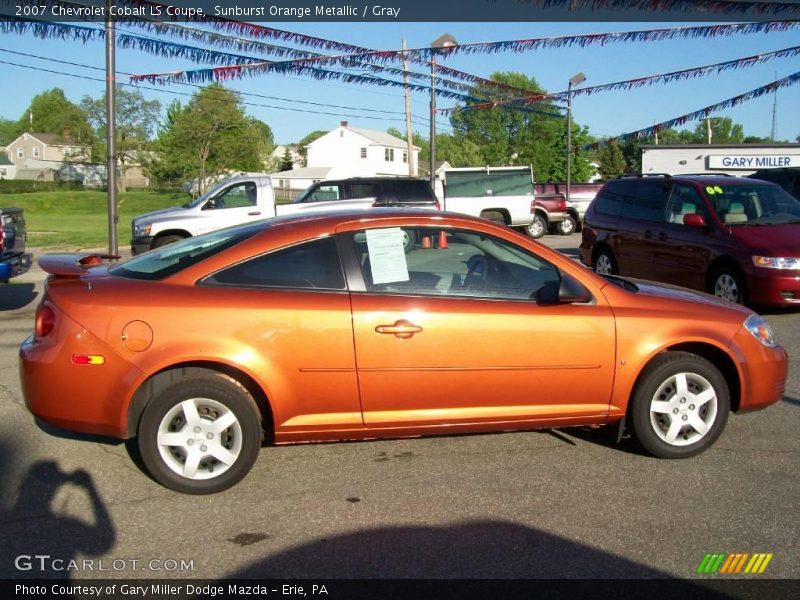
[[534, 275, 592, 305], [558, 274, 592, 304], [683, 213, 706, 228]]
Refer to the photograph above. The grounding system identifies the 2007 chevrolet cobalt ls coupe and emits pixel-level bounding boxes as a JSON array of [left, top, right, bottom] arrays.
[[20, 211, 788, 493]]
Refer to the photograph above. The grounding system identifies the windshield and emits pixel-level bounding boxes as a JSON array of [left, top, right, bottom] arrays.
[[110, 222, 264, 280], [704, 183, 800, 226]]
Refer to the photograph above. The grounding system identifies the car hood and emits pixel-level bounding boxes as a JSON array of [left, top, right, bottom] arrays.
[[729, 223, 800, 256], [133, 206, 192, 223], [625, 277, 752, 316]]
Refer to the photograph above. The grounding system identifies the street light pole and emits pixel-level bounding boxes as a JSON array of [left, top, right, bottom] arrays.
[[105, 0, 118, 255], [566, 72, 586, 210], [429, 34, 457, 194]]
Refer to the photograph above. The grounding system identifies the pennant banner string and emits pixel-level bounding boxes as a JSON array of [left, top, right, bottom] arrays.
[[439, 44, 800, 114], [580, 71, 800, 150], [515, 0, 800, 17]]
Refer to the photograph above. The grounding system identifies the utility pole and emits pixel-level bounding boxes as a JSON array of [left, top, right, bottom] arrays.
[[402, 39, 414, 177], [770, 71, 778, 142], [706, 116, 713, 144], [654, 120, 658, 145], [105, 0, 118, 255]]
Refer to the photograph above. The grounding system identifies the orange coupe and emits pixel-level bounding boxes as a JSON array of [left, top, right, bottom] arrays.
[[20, 211, 788, 494]]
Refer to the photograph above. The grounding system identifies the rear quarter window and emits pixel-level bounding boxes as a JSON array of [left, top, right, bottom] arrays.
[[595, 180, 668, 221]]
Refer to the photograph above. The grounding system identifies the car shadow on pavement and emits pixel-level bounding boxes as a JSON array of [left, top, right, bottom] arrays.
[[0, 283, 38, 311], [782, 396, 800, 408], [555, 425, 650, 457], [217, 520, 726, 584], [0, 438, 116, 579]]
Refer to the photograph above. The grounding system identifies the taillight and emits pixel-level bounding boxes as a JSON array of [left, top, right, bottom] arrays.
[[530, 199, 537, 213], [435, 198, 441, 211], [557, 198, 568, 212], [35, 305, 55, 338]]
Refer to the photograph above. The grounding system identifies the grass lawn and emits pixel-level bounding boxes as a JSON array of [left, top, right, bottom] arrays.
[[4, 190, 185, 250]]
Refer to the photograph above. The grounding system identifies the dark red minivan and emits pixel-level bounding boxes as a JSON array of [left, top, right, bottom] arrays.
[[579, 175, 800, 306]]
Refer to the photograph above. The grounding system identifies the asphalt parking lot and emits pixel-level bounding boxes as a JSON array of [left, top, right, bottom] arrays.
[[0, 234, 797, 582]]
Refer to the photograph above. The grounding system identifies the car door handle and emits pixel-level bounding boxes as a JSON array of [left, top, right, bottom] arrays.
[[375, 320, 423, 339], [248, 211, 261, 216], [644, 229, 655, 239]]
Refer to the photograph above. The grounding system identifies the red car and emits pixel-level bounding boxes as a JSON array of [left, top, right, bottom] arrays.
[[580, 175, 800, 306], [20, 210, 787, 494]]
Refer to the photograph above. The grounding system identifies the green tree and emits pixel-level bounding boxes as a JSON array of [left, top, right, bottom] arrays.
[[81, 87, 161, 192], [691, 117, 743, 144], [153, 84, 268, 194], [18, 88, 93, 144], [296, 130, 328, 166], [278, 147, 295, 172], [449, 72, 592, 182], [0, 118, 20, 146], [434, 133, 484, 167], [597, 142, 627, 180]]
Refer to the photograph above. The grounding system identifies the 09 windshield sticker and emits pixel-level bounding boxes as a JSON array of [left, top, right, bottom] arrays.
[[705, 186, 724, 195], [366, 228, 410, 285]]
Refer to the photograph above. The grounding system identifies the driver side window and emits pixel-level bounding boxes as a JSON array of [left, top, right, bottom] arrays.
[[351, 227, 561, 301], [205, 182, 258, 210]]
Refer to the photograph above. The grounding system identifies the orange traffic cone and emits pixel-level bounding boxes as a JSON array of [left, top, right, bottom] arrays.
[[421, 235, 432, 249], [438, 230, 448, 249]]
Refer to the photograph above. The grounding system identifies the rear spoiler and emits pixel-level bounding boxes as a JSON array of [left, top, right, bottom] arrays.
[[39, 253, 121, 277]]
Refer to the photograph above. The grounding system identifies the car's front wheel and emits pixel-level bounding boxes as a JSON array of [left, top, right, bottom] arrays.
[[628, 352, 730, 458], [138, 370, 262, 494], [709, 266, 746, 305]]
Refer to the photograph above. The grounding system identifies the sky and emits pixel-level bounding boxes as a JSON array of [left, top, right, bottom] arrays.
[[0, 20, 798, 145]]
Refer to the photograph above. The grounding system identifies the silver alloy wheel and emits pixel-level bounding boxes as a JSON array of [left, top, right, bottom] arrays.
[[714, 273, 739, 302], [528, 218, 545, 238], [558, 218, 575, 235], [595, 254, 613, 275], [157, 398, 243, 480], [648, 372, 718, 446]]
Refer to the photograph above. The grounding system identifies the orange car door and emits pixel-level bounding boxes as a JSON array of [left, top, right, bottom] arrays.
[[343, 226, 616, 428]]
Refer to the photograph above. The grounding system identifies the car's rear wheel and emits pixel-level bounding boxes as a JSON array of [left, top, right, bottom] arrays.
[[593, 247, 617, 275], [138, 371, 262, 494], [556, 216, 577, 236], [628, 352, 729, 458], [525, 214, 547, 239], [709, 266, 746, 305]]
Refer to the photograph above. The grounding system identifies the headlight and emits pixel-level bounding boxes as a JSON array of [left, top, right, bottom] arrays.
[[744, 314, 777, 348], [752, 256, 800, 270], [133, 222, 152, 237]]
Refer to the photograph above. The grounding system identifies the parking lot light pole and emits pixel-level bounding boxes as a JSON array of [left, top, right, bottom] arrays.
[[430, 34, 458, 191], [566, 72, 586, 209]]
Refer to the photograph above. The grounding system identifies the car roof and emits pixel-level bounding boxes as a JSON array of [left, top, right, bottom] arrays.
[[314, 177, 429, 184], [615, 175, 780, 186]]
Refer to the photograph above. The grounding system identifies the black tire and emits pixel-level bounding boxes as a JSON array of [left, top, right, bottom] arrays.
[[708, 265, 747, 305], [592, 247, 618, 275], [525, 214, 547, 239], [137, 370, 262, 494], [628, 352, 730, 459], [480, 210, 507, 226], [556, 216, 577, 236], [151, 234, 186, 250]]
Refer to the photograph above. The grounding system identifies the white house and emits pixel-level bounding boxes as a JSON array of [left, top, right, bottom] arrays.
[[306, 121, 419, 177]]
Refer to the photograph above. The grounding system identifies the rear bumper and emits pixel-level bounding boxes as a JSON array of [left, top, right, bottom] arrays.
[[0, 251, 32, 280], [19, 310, 144, 439]]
